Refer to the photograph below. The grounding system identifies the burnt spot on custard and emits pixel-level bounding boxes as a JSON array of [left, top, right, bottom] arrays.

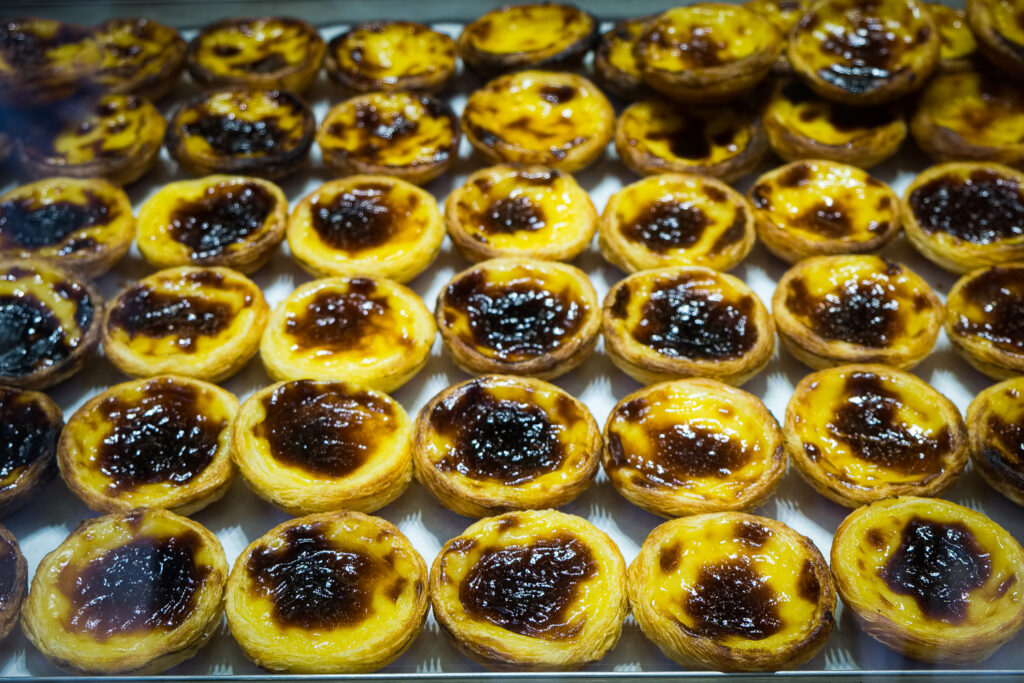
[[57, 528, 209, 641], [909, 170, 1024, 244], [643, 111, 746, 161], [797, 559, 822, 603], [0, 20, 92, 70], [459, 533, 597, 640], [310, 184, 401, 252], [812, 6, 904, 94], [793, 201, 861, 238], [621, 199, 710, 252], [168, 182, 274, 260], [183, 114, 286, 156], [0, 190, 114, 251], [784, 271, 904, 347], [331, 95, 454, 165], [879, 516, 992, 623], [659, 541, 682, 573], [94, 379, 225, 493], [481, 196, 546, 235], [285, 278, 406, 353], [981, 407, 1024, 488], [737, 520, 772, 547], [255, 380, 397, 478], [683, 555, 782, 641], [782, 78, 901, 132], [0, 388, 58, 483], [953, 267, 1024, 354]]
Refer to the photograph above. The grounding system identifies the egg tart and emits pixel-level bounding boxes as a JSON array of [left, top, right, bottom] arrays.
[[968, 0, 1024, 80], [762, 78, 908, 168], [748, 160, 901, 263], [436, 258, 600, 380], [0, 177, 133, 277], [59, 375, 238, 515], [261, 275, 434, 393], [103, 266, 268, 383], [90, 18, 186, 101], [930, 4, 978, 72], [444, 164, 596, 263], [288, 175, 444, 282], [786, 364, 967, 508], [0, 258, 100, 390], [968, 377, 1024, 505], [187, 17, 325, 94], [946, 264, 1024, 379], [231, 380, 412, 515], [911, 68, 1024, 166], [0, 525, 25, 642], [594, 17, 652, 101], [19, 93, 165, 186], [166, 88, 314, 180], [615, 98, 768, 182], [430, 509, 627, 670], [747, 0, 812, 71], [788, 0, 939, 105], [226, 511, 428, 673], [773, 255, 942, 370], [21, 508, 227, 675], [628, 512, 836, 672], [0, 387, 61, 516], [603, 266, 775, 386], [603, 379, 785, 518], [902, 163, 1024, 272], [317, 91, 459, 185], [327, 22, 456, 94], [413, 375, 601, 517], [831, 496, 1024, 664], [457, 3, 598, 77], [600, 173, 755, 273], [137, 175, 287, 274], [462, 70, 613, 173], [0, 18, 101, 106]]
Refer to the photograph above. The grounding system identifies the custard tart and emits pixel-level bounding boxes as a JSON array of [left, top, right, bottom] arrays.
[[930, 4, 978, 71], [261, 275, 434, 393], [831, 496, 1024, 664], [457, 3, 598, 76], [430, 509, 627, 670], [231, 380, 413, 515], [59, 375, 238, 515], [946, 264, 1024, 379], [968, 0, 1024, 80], [0, 177, 133, 277], [444, 164, 596, 263], [0, 525, 25, 642], [762, 78, 908, 168], [635, 4, 782, 103], [187, 17, 325, 94], [413, 375, 601, 517], [786, 364, 967, 508], [615, 98, 768, 182], [327, 21, 456, 94], [968, 377, 1024, 506], [317, 91, 459, 185], [166, 88, 315, 179], [748, 160, 901, 263], [288, 175, 444, 282], [594, 17, 652, 101], [772, 255, 943, 370], [902, 162, 1024, 272], [103, 266, 268, 383], [911, 68, 1024, 166], [603, 266, 775, 386], [0, 387, 61, 516], [91, 18, 186, 100], [0, 258, 101, 390], [19, 94, 165, 186], [436, 258, 600, 380], [22, 508, 227, 675], [137, 175, 287, 274], [0, 18, 101, 106], [462, 70, 613, 173], [629, 512, 836, 672], [603, 378, 785, 518], [226, 511, 428, 673], [600, 173, 755, 273]]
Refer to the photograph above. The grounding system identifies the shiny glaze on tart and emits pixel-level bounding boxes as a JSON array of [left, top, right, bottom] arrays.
[[968, 376, 1024, 506], [0, 387, 61, 516], [946, 264, 1024, 378], [327, 21, 456, 93]]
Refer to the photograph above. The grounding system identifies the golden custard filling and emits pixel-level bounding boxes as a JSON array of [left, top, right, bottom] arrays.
[[766, 79, 905, 147], [461, 4, 595, 57], [0, 18, 100, 78], [619, 99, 756, 168], [639, 4, 775, 71], [601, 17, 647, 79], [930, 4, 977, 61], [191, 18, 317, 79], [331, 22, 455, 85], [91, 18, 182, 92], [175, 90, 310, 161], [917, 70, 1024, 147], [39, 94, 164, 166], [948, 265, 1024, 356]]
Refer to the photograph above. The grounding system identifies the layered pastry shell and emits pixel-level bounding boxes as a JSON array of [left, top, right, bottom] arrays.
[[327, 21, 456, 93], [0, 525, 25, 642], [968, 376, 1024, 506], [0, 387, 61, 516], [945, 264, 1024, 379], [90, 18, 186, 101]]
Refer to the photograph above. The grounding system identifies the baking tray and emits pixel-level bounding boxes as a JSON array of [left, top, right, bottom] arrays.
[[2, 1, 1022, 680]]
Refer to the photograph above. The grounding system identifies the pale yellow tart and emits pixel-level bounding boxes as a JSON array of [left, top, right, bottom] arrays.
[[748, 160, 901, 263], [930, 4, 977, 70], [603, 379, 785, 518], [831, 496, 1024, 664], [462, 70, 613, 173], [0, 387, 62, 516], [327, 21, 456, 93], [628, 512, 836, 672], [90, 18, 186, 100], [968, 0, 1024, 79], [594, 17, 651, 101], [103, 266, 268, 383], [231, 380, 413, 515], [444, 164, 597, 262], [945, 264, 1024, 379], [968, 377, 1024, 506], [288, 175, 444, 282], [600, 173, 755, 273], [58, 375, 238, 515], [0, 18, 101, 105], [225, 511, 428, 673], [260, 275, 435, 393], [430, 509, 627, 670], [21, 509, 227, 675], [413, 375, 601, 517], [785, 364, 967, 508], [0, 177, 133, 277]]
